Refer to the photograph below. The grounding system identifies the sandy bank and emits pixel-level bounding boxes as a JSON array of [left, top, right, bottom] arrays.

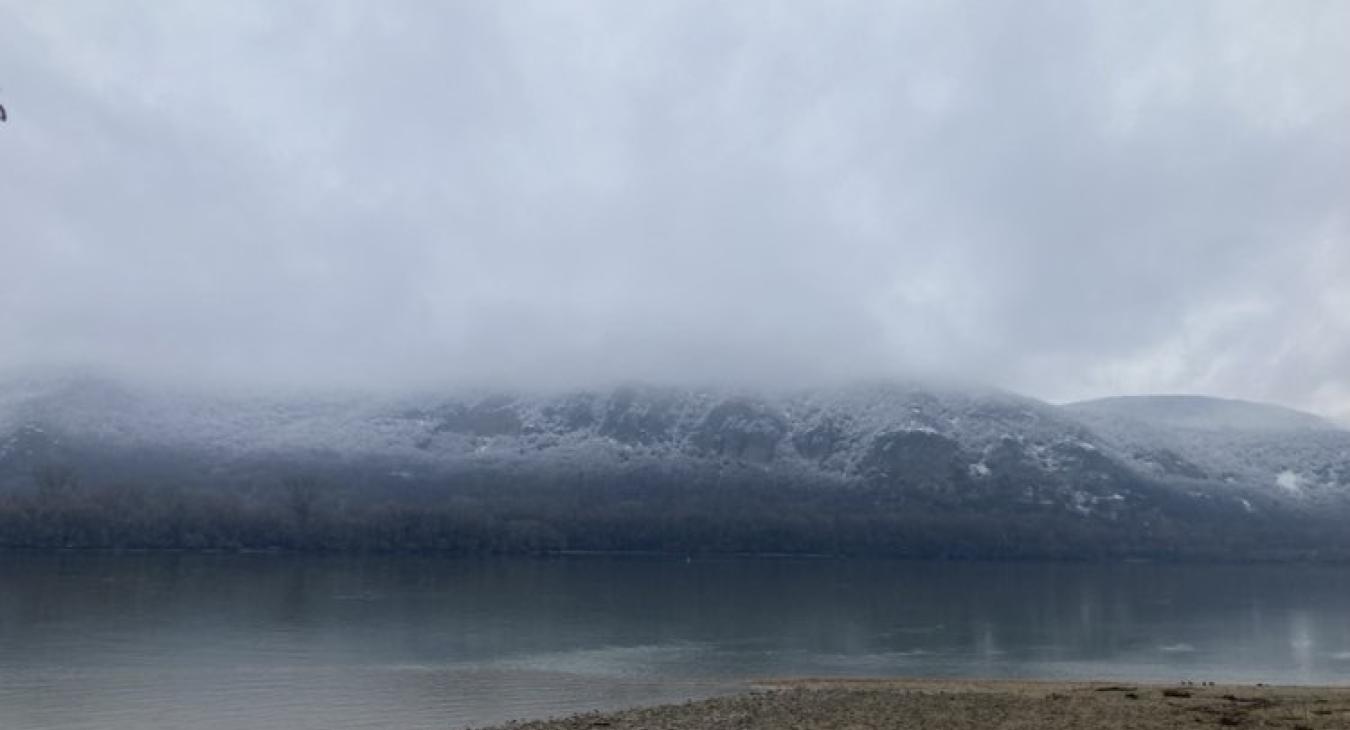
[[485, 679, 1350, 730]]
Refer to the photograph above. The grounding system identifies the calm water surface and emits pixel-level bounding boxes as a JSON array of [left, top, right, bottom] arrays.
[[2, 553, 1349, 729]]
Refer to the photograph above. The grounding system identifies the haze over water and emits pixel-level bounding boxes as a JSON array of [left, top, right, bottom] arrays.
[[2, 553, 1349, 730]]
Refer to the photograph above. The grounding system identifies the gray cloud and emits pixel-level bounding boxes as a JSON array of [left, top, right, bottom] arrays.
[[1, 0, 1347, 418]]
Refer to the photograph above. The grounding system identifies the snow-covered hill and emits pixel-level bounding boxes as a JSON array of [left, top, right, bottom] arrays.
[[2, 376, 1348, 548], [1063, 395, 1350, 507], [0, 377, 1114, 479]]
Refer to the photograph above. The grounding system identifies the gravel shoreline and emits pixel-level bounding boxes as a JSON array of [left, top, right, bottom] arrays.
[[483, 679, 1350, 730]]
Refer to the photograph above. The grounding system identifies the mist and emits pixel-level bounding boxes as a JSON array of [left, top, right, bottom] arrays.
[[1, 1, 1347, 417]]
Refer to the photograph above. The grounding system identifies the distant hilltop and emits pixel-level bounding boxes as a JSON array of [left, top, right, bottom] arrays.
[[1064, 394, 1337, 432]]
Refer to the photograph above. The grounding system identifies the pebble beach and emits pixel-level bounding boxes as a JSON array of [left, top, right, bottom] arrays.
[[485, 679, 1350, 730]]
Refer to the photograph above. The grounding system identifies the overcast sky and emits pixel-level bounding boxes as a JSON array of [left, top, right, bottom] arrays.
[[1, 1, 1347, 417]]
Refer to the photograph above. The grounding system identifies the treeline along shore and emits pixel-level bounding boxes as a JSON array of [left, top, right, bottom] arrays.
[[3, 463, 1348, 561]]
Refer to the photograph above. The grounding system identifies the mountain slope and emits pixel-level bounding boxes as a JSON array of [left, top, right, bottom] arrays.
[[1, 377, 1347, 558], [0, 378, 1137, 500]]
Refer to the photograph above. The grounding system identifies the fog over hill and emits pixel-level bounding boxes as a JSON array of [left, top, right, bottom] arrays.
[[2, 375, 1348, 559], [2, 2, 1347, 557], [3, 1, 1349, 423]]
